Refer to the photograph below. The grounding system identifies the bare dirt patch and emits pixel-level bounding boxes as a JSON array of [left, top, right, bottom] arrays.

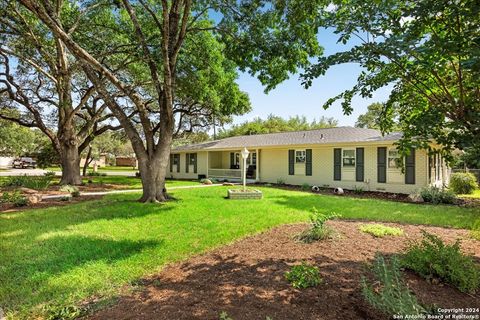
[[87, 221, 480, 320]]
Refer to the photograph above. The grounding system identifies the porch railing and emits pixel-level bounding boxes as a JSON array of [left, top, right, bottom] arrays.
[[208, 168, 242, 178]]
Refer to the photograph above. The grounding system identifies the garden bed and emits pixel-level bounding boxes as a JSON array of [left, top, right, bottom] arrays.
[[0, 195, 104, 213], [87, 221, 480, 320]]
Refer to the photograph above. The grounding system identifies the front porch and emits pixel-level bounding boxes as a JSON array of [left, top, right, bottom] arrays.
[[207, 150, 259, 181]]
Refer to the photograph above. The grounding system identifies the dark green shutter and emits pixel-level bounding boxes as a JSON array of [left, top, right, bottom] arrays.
[[356, 148, 364, 182], [377, 147, 387, 183], [405, 149, 415, 184], [170, 154, 173, 172], [305, 149, 312, 176], [288, 150, 295, 175], [230, 152, 234, 167], [185, 153, 189, 173], [176, 154, 180, 172], [193, 153, 197, 174], [333, 148, 341, 181]]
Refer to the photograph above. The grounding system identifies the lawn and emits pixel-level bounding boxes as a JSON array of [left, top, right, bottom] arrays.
[[46, 166, 137, 172], [1, 186, 479, 319], [460, 189, 480, 199], [0, 175, 199, 190]]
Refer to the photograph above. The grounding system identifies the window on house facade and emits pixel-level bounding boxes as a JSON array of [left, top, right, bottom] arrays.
[[295, 150, 306, 163], [388, 149, 401, 168], [235, 152, 240, 165], [342, 149, 355, 167], [247, 152, 257, 166], [188, 153, 196, 165]]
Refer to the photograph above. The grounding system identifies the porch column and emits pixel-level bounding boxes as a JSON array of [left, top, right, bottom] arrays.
[[206, 151, 209, 178], [256, 148, 259, 181]]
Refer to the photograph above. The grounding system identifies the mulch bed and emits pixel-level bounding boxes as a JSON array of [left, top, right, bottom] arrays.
[[0, 195, 103, 213], [262, 183, 480, 207], [87, 221, 480, 320]]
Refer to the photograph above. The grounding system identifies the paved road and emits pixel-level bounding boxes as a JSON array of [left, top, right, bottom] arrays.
[[0, 168, 136, 176]]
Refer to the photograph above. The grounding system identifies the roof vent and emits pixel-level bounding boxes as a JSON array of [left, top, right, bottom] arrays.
[[320, 134, 324, 139], [303, 133, 306, 138]]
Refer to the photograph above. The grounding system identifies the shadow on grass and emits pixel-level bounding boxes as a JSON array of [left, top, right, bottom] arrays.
[[0, 234, 161, 312]]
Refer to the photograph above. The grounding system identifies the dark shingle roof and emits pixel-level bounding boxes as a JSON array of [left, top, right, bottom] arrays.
[[173, 127, 401, 151]]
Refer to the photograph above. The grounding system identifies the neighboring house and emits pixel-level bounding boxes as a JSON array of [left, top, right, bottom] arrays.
[[0, 156, 14, 169], [116, 156, 137, 167], [170, 127, 450, 194]]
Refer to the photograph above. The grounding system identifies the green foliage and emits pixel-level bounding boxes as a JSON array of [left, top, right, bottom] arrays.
[[302, 0, 480, 163], [35, 143, 60, 169], [419, 186, 456, 204], [87, 171, 107, 177], [353, 186, 364, 194], [402, 231, 480, 293], [218, 115, 337, 139], [285, 262, 322, 289], [355, 103, 399, 131], [1, 191, 28, 207], [0, 111, 46, 157], [362, 254, 425, 316], [449, 173, 478, 194], [276, 178, 285, 185], [2, 173, 54, 190], [59, 185, 80, 197], [301, 183, 310, 191], [43, 304, 82, 320], [295, 208, 339, 243], [471, 220, 480, 241], [219, 311, 234, 320], [360, 224, 403, 238]]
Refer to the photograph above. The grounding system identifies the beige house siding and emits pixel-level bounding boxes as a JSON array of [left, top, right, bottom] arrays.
[[170, 142, 442, 194], [259, 144, 429, 194], [168, 151, 208, 180]]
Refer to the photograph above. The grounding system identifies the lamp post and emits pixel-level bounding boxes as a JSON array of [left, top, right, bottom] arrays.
[[241, 147, 250, 191]]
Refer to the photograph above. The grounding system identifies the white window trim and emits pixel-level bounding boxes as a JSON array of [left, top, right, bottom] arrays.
[[295, 150, 306, 164], [342, 148, 355, 167]]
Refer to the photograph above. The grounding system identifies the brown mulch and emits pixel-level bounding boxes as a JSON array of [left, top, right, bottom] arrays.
[[0, 195, 103, 213], [87, 221, 480, 320]]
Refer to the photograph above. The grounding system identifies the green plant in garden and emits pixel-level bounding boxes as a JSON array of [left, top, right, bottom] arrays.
[[360, 224, 403, 238], [2, 173, 54, 190], [402, 231, 480, 293], [449, 173, 478, 195], [1, 191, 28, 207], [419, 186, 456, 204], [285, 262, 322, 289], [295, 208, 340, 243], [301, 183, 310, 191], [471, 220, 480, 241], [362, 254, 426, 316]]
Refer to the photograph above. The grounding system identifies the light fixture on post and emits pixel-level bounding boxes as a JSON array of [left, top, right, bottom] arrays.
[[240, 147, 250, 191]]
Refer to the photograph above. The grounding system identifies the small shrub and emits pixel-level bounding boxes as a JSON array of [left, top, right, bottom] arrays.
[[362, 254, 426, 316], [353, 186, 364, 194], [87, 171, 107, 177], [135, 171, 141, 178], [60, 196, 71, 202], [1, 191, 28, 207], [43, 304, 82, 320], [360, 224, 404, 238], [71, 190, 80, 197], [276, 178, 285, 185], [59, 185, 78, 193], [402, 231, 480, 293], [285, 262, 322, 289], [295, 208, 340, 243], [419, 186, 456, 204], [301, 183, 310, 191], [219, 312, 233, 320], [449, 172, 478, 194]]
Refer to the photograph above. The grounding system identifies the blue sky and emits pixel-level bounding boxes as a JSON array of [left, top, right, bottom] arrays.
[[231, 28, 391, 127]]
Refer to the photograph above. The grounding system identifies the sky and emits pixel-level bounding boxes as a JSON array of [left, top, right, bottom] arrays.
[[230, 28, 391, 127]]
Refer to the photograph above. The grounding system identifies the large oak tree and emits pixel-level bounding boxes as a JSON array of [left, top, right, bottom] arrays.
[[18, 0, 323, 202]]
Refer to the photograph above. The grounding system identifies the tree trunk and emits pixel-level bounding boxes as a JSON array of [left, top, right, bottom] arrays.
[[59, 140, 82, 185], [82, 145, 92, 176], [136, 152, 170, 203]]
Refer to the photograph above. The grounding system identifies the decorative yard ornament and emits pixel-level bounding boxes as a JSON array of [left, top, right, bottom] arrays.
[[241, 148, 250, 191], [334, 187, 344, 195], [311, 185, 320, 192]]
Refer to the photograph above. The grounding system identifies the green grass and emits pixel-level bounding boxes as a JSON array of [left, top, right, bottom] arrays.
[[46, 166, 137, 172], [359, 223, 404, 237], [460, 189, 480, 199], [1, 186, 479, 318], [0, 175, 199, 190]]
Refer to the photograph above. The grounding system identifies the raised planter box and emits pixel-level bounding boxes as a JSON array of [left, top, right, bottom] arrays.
[[227, 189, 263, 200]]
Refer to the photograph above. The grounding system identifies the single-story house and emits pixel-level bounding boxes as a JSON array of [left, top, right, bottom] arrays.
[[169, 127, 450, 194]]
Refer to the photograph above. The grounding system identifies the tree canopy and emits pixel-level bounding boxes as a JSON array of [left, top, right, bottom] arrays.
[[355, 102, 399, 131], [218, 115, 338, 139], [302, 0, 480, 161]]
